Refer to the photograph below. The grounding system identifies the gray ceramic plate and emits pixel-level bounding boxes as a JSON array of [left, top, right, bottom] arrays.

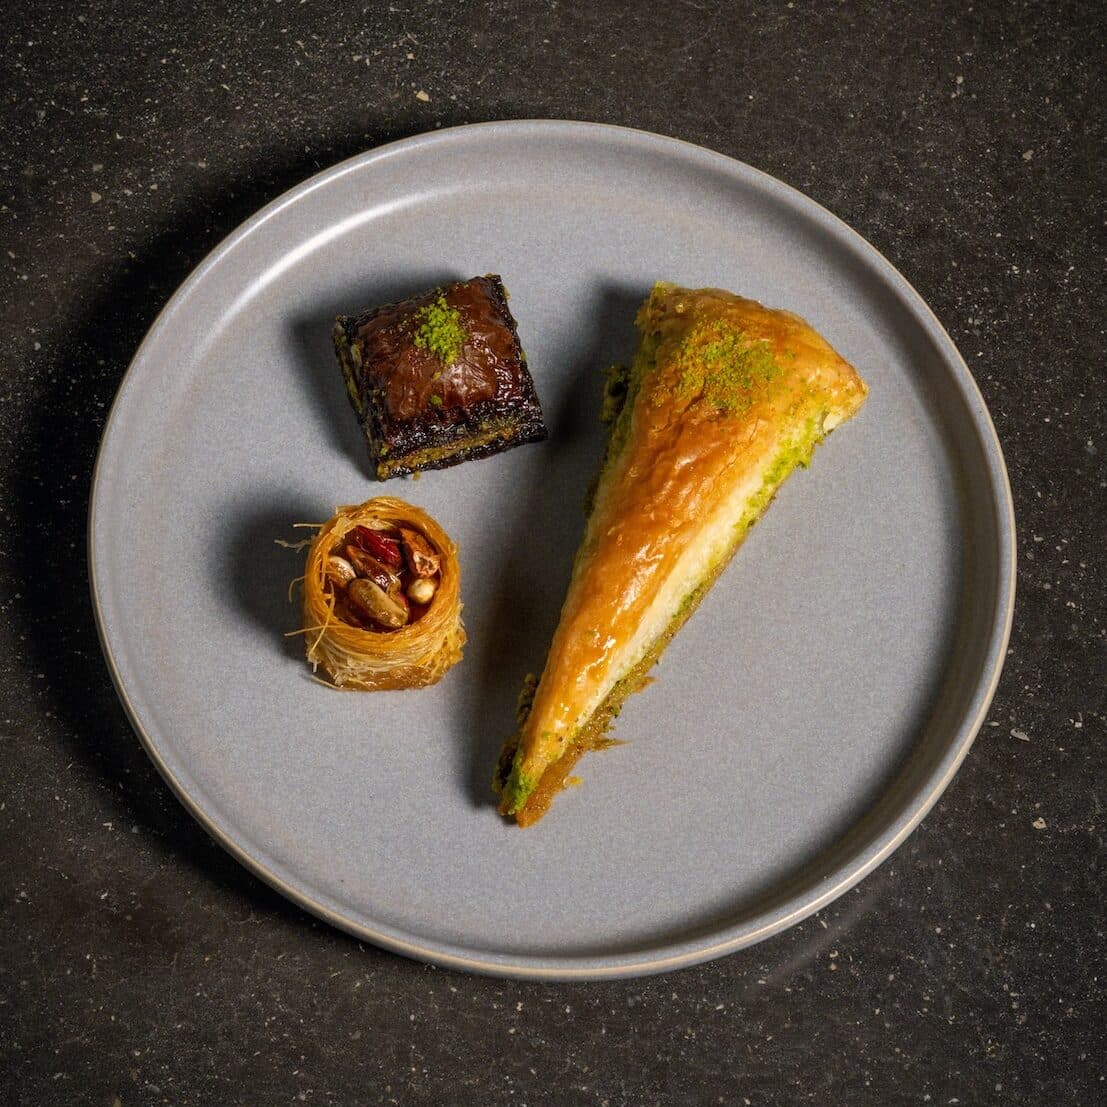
[[90, 121, 1015, 979]]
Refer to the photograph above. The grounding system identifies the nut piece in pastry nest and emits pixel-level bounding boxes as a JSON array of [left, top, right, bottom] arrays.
[[299, 497, 464, 690]]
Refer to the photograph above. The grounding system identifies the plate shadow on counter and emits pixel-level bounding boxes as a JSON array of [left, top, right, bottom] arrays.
[[9, 135, 475, 951]]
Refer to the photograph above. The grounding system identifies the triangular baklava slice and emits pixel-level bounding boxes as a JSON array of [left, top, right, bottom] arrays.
[[494, 283, 868, 825]]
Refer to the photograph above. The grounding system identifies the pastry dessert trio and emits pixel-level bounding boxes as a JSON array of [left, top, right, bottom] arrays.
[[299, 277, 867, 826]]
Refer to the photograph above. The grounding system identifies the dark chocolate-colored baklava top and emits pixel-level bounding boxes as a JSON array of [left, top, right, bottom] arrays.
[[333, 275, 547, 479]]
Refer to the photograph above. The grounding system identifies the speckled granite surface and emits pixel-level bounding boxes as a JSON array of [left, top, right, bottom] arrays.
[[1, 1, 1103, 1103]]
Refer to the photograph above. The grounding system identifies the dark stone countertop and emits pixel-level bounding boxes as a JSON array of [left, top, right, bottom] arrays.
[[1, 1, 1102, 1103]]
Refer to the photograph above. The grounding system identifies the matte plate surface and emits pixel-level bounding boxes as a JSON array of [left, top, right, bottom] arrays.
[[90, 122, 1015, 979]]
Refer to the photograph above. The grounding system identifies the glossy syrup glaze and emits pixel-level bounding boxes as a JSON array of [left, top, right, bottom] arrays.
[[502, 284, 868, 819], [353, 276, 526, 420]]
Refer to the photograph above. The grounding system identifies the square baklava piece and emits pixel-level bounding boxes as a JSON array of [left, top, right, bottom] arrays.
[[332, 275, 547, 479]]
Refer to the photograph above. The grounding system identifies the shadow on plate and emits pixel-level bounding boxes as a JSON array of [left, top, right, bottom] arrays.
[[458, 282, 647, 811], [216, 491, 326, 664]]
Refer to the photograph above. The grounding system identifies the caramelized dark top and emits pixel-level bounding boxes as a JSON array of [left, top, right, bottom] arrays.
[[352, 276, 526, 421]]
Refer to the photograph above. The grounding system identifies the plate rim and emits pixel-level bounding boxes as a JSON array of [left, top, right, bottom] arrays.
[[88, 119, 1017, 980]]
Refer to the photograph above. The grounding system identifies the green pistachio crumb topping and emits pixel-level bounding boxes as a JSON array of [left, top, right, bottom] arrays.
[[672, 322, 782, 413], [412, 294, 466, 365]]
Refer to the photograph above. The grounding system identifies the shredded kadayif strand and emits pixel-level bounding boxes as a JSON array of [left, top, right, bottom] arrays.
[[298, 497, 465, 690]]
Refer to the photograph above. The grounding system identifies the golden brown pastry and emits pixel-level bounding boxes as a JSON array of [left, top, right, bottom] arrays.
[[301, 497, 464, 690], [493, 283, 867, 825]]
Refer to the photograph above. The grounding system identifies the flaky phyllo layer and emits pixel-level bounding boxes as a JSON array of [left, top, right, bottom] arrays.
[[493, 283, 868, 826]]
